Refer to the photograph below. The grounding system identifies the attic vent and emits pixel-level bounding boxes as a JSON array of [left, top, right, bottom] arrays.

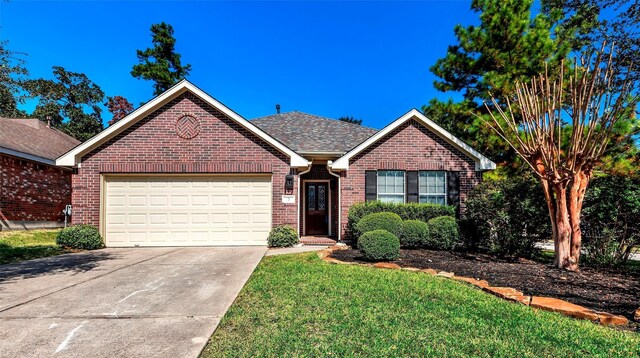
[[276, 104, 281, 114]]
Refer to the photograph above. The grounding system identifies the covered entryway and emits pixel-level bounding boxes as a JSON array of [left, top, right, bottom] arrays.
[[104, 175, 272, 247], [304, 181, 330, 236]]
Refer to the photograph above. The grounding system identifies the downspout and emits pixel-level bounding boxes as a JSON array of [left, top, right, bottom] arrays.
[[297, 161, 313, 238], [327, 161, 342, 243]]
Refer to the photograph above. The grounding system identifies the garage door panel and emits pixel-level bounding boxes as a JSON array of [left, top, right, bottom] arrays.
[[104, 176, 272, 247]]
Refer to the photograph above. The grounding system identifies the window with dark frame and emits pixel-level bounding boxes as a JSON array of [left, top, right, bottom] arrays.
[[419, 171, 447, 205], [377, 170, 405, 203]]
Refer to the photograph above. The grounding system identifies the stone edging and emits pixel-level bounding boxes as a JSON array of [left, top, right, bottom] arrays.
[[317, 246, 631, 327]]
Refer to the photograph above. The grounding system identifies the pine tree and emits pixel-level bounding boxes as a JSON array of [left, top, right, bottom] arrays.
[[131, 22, 192, 96], [424, 0, 571, 169]]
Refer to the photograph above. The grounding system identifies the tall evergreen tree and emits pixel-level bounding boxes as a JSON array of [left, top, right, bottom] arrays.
[[131, 22, 192, 96], [0, 41, 29, 118], [424, 0, 572, 169], [25, 66, 105, 141]]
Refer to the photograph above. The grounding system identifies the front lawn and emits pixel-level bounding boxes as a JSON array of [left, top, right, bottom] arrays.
[[0, 229, 68, 265], [203, 253, 639, 357]]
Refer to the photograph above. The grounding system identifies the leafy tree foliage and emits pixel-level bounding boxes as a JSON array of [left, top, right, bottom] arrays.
[[338, 116, 363, 125], [25, 66, 105, 141], [461, 176, 549, 258], [0, 41, 29, 117], [131, 22, 191, 96], [582, 175, 640, 266], [106, 96, 134, 126]]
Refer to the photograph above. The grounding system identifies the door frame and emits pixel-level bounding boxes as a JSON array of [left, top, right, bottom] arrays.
[[302, 179, 331, 236]]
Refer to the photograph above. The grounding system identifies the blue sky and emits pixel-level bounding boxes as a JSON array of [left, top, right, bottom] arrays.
[[0, 1, 478, 129]]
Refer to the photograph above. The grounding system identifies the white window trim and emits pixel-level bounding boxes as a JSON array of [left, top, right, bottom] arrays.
[[418, 171, 447, 205], [376, 170, 406, 203]]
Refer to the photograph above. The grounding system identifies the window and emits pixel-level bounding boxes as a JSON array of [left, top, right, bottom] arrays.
[[377, 170, 405, 203], [419, 171, 446, 205]]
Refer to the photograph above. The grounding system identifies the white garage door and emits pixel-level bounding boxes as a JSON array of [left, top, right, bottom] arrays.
[[104, 176, 272, 247]]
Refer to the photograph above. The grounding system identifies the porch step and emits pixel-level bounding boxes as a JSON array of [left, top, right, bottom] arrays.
[[300, 236, 337, 246]]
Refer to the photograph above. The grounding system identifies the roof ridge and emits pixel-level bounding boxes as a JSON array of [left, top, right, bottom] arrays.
[[252, 111, 378, 132]]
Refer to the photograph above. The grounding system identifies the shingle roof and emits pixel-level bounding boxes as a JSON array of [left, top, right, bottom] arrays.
[[251, 111, 377, 153], [0, 117, 80, 162]]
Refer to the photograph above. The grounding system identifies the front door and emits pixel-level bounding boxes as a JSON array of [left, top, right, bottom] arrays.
[[305, 182, 328, 236]]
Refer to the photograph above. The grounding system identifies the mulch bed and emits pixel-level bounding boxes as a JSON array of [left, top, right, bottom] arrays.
[[331, 248, 640, 325]]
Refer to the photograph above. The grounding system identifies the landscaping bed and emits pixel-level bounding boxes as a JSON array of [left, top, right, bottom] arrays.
[[331, 248, 640, 325]]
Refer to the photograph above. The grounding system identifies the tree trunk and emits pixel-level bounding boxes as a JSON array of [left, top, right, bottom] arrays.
[[567, 170, 591, 271], [552, 183, 575, 270], [539, 178, 559, 265]]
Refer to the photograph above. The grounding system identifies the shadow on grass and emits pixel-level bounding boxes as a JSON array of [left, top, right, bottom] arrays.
[[0, 246, 117, 284]]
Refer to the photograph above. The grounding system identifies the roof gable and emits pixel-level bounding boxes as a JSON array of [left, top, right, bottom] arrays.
[[330, 109, 496, 171], [56, 80, 309, 167], [251, 111, 377, 154]]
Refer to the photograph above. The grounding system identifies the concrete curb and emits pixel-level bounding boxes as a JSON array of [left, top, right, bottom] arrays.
[[317, 246, 630, 327]]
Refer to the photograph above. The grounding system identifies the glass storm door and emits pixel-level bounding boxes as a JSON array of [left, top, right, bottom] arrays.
[[305, 182, 328, 235]]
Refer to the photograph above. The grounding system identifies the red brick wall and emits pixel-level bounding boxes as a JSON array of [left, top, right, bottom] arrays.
[[72, 92, 298, 229], [339, 119, 482, 238], [0, 154, 72, 222], [300, 164, 338, 237]]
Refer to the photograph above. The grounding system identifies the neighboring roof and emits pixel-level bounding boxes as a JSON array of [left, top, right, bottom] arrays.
[[0, 117, 80, 165], [251, 111, 377, 154], [331, 109, 496, 171], [56, 80, 310, 168]]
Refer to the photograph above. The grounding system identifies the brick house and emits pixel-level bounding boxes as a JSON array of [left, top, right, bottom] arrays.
[[0, 117, 80, 230], [57, 80, 494, 246]]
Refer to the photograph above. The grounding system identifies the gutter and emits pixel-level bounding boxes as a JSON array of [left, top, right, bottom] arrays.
[[327, 161, 342, 243]]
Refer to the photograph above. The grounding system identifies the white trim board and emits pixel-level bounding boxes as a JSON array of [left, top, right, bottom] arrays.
[[331, 109, 496, 171], [56, 80, 310, 168]]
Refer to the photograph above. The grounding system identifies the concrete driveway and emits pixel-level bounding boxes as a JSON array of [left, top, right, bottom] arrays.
[[0, 247, 266, 357]]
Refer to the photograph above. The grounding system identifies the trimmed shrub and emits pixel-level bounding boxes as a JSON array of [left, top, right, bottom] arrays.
[[426, 216, 459, 250], [358, 230, 400, 261], [267, 225, 299, 247], [354, 212, 403, 238], [56, 225, 104, 250], [400, 220, 429, 248], [581, 175, 640, 266], [347, 201, 454, 240], [462, 176, 549, 258]]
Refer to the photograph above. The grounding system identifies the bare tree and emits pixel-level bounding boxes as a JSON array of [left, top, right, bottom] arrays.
[[483, 46, 638, 271]]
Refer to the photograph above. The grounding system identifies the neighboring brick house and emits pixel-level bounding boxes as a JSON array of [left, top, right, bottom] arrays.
[[0, 117, 80, 230], [57, 80, 494, 247]]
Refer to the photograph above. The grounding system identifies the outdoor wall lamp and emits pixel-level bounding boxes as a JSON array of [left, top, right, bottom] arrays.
[[285, 174, 294, 192]]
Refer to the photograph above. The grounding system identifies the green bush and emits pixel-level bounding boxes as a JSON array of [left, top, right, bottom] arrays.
[[354, 212, 403, 238], [347, 201, 454, 240], [56, 225, 104, 250], [267, 225, 299, 248], [581, 175, 640, 266], [400, 220, 429, 248], [426, 216, 459, 250], [358, 230, 400, 261], [462, 176, 549, 258]]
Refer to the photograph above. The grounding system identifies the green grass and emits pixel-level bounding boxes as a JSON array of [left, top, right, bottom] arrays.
[[204, 253, 639, 357], [0, 229, 69, 265]]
